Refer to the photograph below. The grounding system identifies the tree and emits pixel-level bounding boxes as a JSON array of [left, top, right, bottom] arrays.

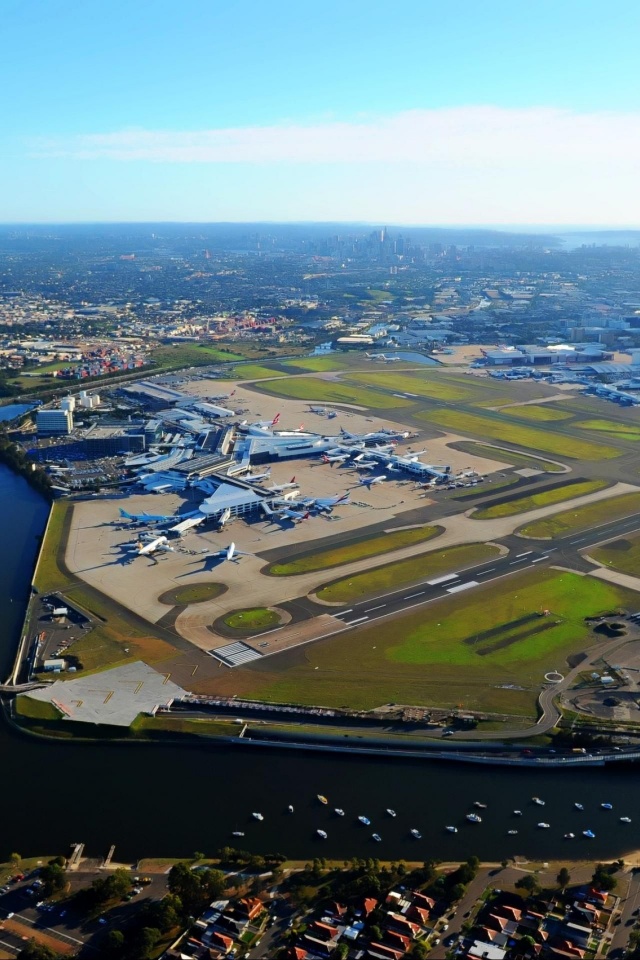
[[592, 864, 617, 892], [40, 863, 66, 897], [192, 851, 205, 863], [104, 930, 125, 956], [10, 852, 22, 869], [412, 943, 429, 959], [370, 925, 383, 942], [557, 867, 571, 891], [18, 943, 61, 960], [142, 894, 182, 934], [134, 927, 161, 960], [515, 874, 540, 896]]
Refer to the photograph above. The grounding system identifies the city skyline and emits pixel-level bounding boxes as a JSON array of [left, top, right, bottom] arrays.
[[2, 0, 640, 224]]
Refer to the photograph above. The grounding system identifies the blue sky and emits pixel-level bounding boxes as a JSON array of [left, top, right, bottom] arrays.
[[2, 0, 639, 224]]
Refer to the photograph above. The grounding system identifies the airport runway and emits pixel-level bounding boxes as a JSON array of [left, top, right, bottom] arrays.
[[320, 511, 640, 630]]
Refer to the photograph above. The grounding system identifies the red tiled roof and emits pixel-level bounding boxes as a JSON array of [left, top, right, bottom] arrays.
[[369, 942, 404, 960], [363, 897, 379, 915]]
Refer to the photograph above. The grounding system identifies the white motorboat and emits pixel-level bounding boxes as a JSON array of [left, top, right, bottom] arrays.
[[564, 833, 575, 839], [466, 813, 482, 823], [372, 833, 382, 842], [513, 810, 522, 816], [317, 829, 327, 839], [474, 801, 488, 809], [317, 794, 328, 805], [445, 826, 458, 833], [334, 808, 345, 817], [532, 797, 545, 806], [287, 805, 294, 813], [386, 808, 397, 817], [601, 802, 613, 810], [232, 831, 245, 837], [620, 817, 632, 823], [537, 822, 550, 829], [507, 830, 518, 835], [574, 802, 584, 811], [583, 829, 596, 838], [252, 812, 264, 821], [410, 829, 422, 839], [358, 815, 371, 826]]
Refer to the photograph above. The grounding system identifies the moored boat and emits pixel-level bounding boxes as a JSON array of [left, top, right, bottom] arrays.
[[537, 822, 550, 829], [334, 808, 345, 817], [358, 815, 371, 826], [410, 828, 422, 839], [574, 802, 584, 810], [386, 808, 397, 817], [601, 802, 613, 810], [474, 801, 488, 809], [317, 829, 328, 839], [513, 810, 522, 816], [232, 831, 245, 837], [620, 817, 632, 823], [466, 813, 482, 823], [532, 797, 545, 806], [317, 794, 328, 805], [583, 829, 596, 838], [445, 825, 458, 833], [564, 833, 575, 839], [287, 805, 294, 813], [507, 830, 518, 835], [252, 812, 264, 821], [372, 833, 382, 842]]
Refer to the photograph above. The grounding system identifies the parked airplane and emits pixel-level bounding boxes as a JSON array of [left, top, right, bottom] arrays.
[[355, 461, 378, 471], [302, 492, 351, 513], [202, 542, 253, 563], [135, 536, 174, 557], [273, 507, 310, 523], [243, 467, 272, 483], [217, 508, 232, 528], [355, 474, 387, 487], [321, 453, 350, 464], [119, 508, 199, 525], [365, 353, 402, 362], [266, 476, 298, 493]]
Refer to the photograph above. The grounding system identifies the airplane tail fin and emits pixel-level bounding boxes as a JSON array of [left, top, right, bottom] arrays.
[[119, 509, 132, 519]]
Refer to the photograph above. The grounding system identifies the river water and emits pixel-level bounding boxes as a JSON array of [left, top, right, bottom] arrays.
[[2, 467, 640, 864]]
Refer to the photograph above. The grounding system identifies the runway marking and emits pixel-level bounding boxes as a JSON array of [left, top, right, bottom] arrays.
[[531, 557, 544, 563], [516, 551, 533, 558], [510, 557, 530, 564], [346, 616, 369, 625], [477, 567, 496, 575], [333, 609, 353, 617], [404, 591, 425, 599], [365, 604, 386, 612], [447, 580, 479, 594], [427, 573, 459, 585], [569, 537, 588, 544]]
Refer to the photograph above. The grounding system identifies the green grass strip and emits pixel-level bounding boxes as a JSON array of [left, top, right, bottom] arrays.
[[473, 479, 609, 520]]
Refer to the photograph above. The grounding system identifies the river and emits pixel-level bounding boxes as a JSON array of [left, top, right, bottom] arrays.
[[1, 466, 639, 864]]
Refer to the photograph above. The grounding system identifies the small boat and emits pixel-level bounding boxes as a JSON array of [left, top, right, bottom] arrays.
[[583, 829, 596, 839], [317, 794, 328, 805], [513, 810, 522, 816], [252, 812, 264, 821], [334, 808, 345, 817], [532, 797, 545, 806], [410, 829, 422, 839], [232, 831, 245, 837], [386, 808, 397, 817], [507, 830, 518, 836], [564, 833, 575, 839], [466, 813, 482, 823], [372, 833, 382, 842], [445, 826, 458, 833], [601, 802, 613, 810], [474, 801, 487, 809], [287, 805, 294, 813], [317, 829, 327, 839], [574, 802, 584, 811], [621, 817, 632, 824], [358, 815, 371, 826], [537, 822, 550, 829]]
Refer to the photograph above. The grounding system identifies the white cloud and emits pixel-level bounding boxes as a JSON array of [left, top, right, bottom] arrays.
[[36, 106, 640, 166]]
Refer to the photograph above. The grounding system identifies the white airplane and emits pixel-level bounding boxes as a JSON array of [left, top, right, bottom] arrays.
[[321, 453, 350, 464], [385, 462, 403, 472], [355, 461, 378, 471], [365, 353, 402, 362], [302, 492, 351, 513], [202, 542, 253, 563], [266, 476, 298, 493], [272, 507, 310, 524], [119, 508, 199, 525], [356, 474, 387, 487], [135, 536, 174, 557], [217, 508, 232, 528], [243, 467, 272, 483]]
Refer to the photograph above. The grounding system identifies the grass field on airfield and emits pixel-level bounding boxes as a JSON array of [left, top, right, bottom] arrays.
[[519, 491, 640, 539], [315, 542, 500, 603], [255, 376, 412, 407], [268, 525, 442, 575], [473, 479, 609, 520], [502, 405, 575, 422], [422, 409, 621, 459], [447, 440, 565, 473], [591, 533, 640, 577], [232, 569, 637, 714], [574, 419, 640, 441]]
